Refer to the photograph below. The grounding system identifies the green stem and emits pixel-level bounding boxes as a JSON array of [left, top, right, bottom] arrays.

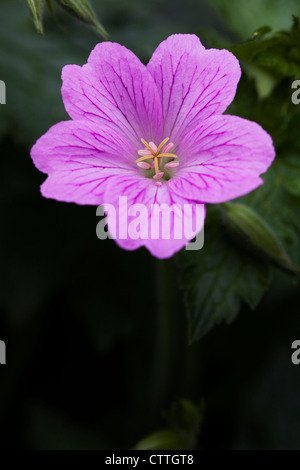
[[152, 257, 175, 409]]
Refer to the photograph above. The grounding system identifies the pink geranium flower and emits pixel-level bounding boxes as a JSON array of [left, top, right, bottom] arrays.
[[31, 34, 275, 259]]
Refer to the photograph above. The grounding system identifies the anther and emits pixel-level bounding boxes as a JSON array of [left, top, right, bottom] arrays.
[[137, 161, 151, 169], [153, 172, 164, 180], [165, 161, 179, 168]]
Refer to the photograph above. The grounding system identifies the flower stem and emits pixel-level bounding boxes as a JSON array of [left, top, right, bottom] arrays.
[[152, 257, 176, 409]]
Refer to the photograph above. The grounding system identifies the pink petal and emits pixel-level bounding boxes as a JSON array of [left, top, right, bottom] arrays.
[[147, 34, 241, 142], [31, 120, 138, 205], [62, 42, 163, 147], [169, 115, 275, 203], [102, 175, 205, 259]]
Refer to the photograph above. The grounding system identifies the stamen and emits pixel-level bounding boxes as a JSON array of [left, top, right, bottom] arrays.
[[149, 142, 158, 153], [137, 149, 152, 156], [153, 172, 164, 180], [165, 161, 179, 168], [141, 138, 155, 155], [137, 161, 151, 169], [136, 137, 179, 181], [156, 137, 170, 154], [136, 155, 154, 163], [157, 153, 178, 159], [162, 142, 174, 153]]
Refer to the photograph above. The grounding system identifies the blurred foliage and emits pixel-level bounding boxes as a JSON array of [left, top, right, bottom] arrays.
[[1, 0, 300, 451], [229, 16, 300, 78], [133, 398, 204, 450], [26, 0, 45, 35], [26, 0, 109, 38], [277, 154, 300, 196], [0, 1, 104, 145], [207, 0, 300, 39]]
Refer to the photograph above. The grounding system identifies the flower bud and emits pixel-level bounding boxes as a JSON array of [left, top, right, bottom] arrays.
[[57, 0, 109, 39], [223, 202, 299, 274], [26, 0, 45, 35], [133, 398, 203, 450], [133, 429, 191, 450]]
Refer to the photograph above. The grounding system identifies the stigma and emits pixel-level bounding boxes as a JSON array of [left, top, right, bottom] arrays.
[[136, 137, 179, 183]]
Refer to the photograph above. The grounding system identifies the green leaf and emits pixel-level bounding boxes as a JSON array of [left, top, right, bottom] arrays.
[[229, 17, 300, 78], [26, 0, 45, 35], [277, 154, 300, 196], [164, 398, 204, 436], [56, 0, 109, 38], [176, 216, 273, 343]]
